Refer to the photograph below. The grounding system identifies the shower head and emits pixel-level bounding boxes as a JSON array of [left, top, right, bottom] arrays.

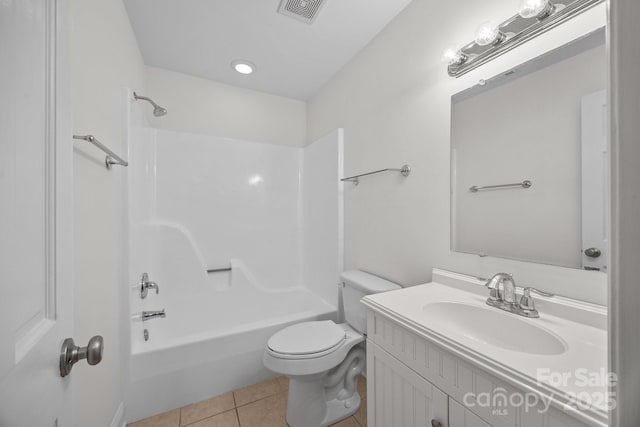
[[153, 105, 167, 117], [133, 92, 167, 117]]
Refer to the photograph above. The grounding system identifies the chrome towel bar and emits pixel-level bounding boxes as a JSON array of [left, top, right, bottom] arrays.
[[469, 180, 532, 193], [207, 266, 232, 274], [341, 164, 411, 186], [73, 134, 128, 169]]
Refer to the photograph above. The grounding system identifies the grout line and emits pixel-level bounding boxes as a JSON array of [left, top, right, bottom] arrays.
[[182, 410, 239, 427], [234, 383, 285, 409], [234, 391, 280, 409]]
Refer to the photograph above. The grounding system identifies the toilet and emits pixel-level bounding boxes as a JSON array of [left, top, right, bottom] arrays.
[[263, 270, 401, 427]]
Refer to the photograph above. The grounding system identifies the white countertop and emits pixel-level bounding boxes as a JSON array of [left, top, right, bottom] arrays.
[[362, 269, 609, 425]]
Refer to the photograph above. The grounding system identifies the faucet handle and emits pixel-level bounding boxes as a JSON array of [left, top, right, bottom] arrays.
[[149, 282, 159, 294], [519, 287, 554, 312], [140, 273, 160, 299]]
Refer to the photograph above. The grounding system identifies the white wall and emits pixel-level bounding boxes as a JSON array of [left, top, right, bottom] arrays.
[[70, 0, 146, 425], [307, 0, 608, 304], [452, 44, 606, 268], [145, 66, 307, 147]]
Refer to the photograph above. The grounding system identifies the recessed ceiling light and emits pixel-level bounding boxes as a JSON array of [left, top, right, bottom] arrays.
[[231, 60, 256, 75]]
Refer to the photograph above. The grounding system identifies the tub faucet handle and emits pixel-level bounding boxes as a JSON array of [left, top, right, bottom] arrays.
[[140, 272, 159, 299]]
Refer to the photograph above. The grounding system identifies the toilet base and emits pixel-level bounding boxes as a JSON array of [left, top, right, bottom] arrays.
[[284, 346, 366, 427], [322, 392, 361, 426], [285, 378, 362, 427]]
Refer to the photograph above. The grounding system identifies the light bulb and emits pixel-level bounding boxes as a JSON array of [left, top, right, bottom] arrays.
[[231, 60, 256, 75], [442, 47, 468, 66], [519, 0, 555, 19], [474, 21, 505, 47]]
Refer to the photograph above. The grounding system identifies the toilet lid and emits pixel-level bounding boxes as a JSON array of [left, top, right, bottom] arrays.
[[268, 321, 346, 356]]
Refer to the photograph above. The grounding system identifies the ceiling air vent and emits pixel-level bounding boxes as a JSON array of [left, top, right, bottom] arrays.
[[277, 0, 327, 24]]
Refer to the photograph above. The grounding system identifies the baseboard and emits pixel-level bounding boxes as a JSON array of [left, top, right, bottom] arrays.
[[110, 402, 126, 427]]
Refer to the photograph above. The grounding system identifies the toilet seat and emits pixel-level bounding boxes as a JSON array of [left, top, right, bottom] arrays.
[[267, 321, 346, 359], [264, 322, 364, 377]]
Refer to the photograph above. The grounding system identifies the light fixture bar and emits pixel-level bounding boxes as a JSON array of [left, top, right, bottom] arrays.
[[447, 0, 604, 78]]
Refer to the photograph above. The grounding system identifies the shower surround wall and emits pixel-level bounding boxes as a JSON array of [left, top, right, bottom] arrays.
[[153, 131, 303, 290], [124, 105, 343, 421]]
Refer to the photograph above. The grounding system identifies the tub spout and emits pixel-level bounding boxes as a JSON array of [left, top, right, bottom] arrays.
[[142, 309, 166, 321]]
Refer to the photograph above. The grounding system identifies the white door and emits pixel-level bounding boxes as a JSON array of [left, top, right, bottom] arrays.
[[0, 0, 74, 426], [581, 90, 608, 271]]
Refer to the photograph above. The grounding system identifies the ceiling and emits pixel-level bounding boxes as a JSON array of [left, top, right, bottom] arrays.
[[123, 0, 413, 100]]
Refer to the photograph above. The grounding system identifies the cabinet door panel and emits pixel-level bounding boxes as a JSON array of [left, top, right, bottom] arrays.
[[367, 340, 448, 427]]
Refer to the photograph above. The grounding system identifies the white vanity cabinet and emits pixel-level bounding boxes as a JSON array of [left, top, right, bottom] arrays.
[[366, 309, 601, 427]]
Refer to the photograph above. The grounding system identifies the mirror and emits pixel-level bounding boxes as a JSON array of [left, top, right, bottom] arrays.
[[450, 29, 607, 271]]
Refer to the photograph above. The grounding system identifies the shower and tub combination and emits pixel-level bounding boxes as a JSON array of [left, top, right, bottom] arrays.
[[122, 90, 344, 421]]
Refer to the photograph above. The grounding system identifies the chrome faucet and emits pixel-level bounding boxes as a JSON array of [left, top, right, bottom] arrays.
[[141, 309, 166, 321], [485, 272, 517, 304], [140, 273, 159, 299], [484, 273, 553, 318]]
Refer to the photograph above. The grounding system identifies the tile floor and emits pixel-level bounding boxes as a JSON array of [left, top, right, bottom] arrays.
[[128, 375, 367, 427]]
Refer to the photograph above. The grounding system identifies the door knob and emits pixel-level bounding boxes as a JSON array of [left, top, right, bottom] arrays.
[[60, 335, 104, 377], [584, 247, 602, 258], [431, 420, 443, 427]]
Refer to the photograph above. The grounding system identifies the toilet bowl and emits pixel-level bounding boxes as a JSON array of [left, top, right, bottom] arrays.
[[263, 270, 401, 427]]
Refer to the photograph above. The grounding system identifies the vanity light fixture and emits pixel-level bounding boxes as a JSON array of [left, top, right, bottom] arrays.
[[445, 0, 603, 77], [442, 47, 469, 66], [231, 60, 256, 75], [474, 22, 506, 46], [519, 0, 556, 19]]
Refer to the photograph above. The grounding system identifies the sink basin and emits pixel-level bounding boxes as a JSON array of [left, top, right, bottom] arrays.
[[422, 302, 568, 355]]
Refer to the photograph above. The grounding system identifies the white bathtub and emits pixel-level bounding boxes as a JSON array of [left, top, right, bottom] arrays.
[[127, 282, 336, 422], [123, 123, 344, 422]]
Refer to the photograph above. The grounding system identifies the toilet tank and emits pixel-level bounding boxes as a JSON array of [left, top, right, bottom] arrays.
[[341, 270, 401, 334]]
